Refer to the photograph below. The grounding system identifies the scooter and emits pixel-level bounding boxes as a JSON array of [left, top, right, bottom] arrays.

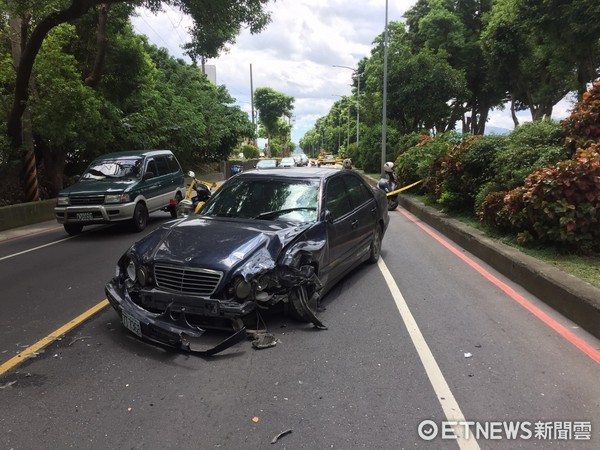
[[377, 162, 399, 211], [176, 171, 216, 217]]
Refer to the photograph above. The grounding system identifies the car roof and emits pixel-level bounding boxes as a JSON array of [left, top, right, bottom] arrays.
[[92, 150, 174, 160], [239, 167, 340, 180]]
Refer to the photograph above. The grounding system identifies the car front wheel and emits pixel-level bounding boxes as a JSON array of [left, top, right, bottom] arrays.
[[131, 202, 148, 232], [366, 224, 382, 264]]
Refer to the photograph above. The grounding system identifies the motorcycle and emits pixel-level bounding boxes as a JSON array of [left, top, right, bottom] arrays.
[[231, 164, 243, 176], [377, 162, 399, 211], [176, 171, 216, 218]]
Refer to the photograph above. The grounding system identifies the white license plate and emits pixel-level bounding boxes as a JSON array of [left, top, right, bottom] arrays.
[[121, 310, 142, 337], [76, 212, 93, 221]]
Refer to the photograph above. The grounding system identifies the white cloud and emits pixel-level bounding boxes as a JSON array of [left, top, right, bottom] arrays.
[[131, 0, 579, 146]]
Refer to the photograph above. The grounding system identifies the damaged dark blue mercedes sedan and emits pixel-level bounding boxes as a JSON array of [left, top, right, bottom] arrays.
[[105, 168, 389, 355]]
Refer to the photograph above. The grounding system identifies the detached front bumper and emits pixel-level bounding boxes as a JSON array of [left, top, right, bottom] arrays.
[[105, 279, 251, 355]]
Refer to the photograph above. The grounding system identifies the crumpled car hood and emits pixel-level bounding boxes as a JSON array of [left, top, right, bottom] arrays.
[[144, 216, 313, 273]]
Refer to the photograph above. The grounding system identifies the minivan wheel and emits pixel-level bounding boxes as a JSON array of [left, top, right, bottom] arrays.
[[64, 224, 83, 235], [132, 203, 148, 232], [170, 192, 183, 218]]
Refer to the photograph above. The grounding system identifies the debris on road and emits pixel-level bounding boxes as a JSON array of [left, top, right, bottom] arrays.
[[252, 416, 260, 423], [0, 380, 17, 389], [69, 336, 91, 346], [271, 429, 293, 444], [464, 352, 473, 358]]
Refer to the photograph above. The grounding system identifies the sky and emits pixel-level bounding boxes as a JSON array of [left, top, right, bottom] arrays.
[[130, 0, 577, 147]]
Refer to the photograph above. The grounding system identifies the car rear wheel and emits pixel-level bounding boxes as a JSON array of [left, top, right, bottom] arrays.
[[131, 202, 148, 232], [64, 224, 83, 235], [170, 192, 183, 218], [366, 224, 382, 264]]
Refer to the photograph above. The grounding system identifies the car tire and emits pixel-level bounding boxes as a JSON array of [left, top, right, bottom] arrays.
[[64, 224, 83, 235], [366, 224, 383, 264], [170, 192, 183, 218], [288, 284, 318, 322], [131, 202, 148, 232]]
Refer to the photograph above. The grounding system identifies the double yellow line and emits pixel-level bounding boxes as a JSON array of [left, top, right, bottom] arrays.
[[0, 299, 109, 376]]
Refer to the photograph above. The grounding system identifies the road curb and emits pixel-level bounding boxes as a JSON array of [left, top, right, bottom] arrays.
[[397, 194, 600, 340]]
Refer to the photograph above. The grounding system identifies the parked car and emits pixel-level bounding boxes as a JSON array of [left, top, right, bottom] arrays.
[[255, 159, 278, 169], [279, 157, 296, 168], [293, 153, 309, 166], [105, 168, 390, 354], [55, 150, 185, 235]]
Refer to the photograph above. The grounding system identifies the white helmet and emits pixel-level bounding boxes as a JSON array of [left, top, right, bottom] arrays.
[[384, 161, 395, 173]]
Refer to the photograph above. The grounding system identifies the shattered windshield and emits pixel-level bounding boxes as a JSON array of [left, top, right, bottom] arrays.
[[82, 158, 143, 180], [203, 178, 319, 223]]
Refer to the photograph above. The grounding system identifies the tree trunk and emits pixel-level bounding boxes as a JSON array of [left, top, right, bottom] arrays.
[[510, 93, 519, 128], [84, 4, 110, 88], [9, 14, 40, 201], [7, 0, 116, 149], [39, 140, 67, 197]]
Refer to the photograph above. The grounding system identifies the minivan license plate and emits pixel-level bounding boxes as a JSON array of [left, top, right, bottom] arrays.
[[121, 310, 142, 337], [76, 212, 93, 221]]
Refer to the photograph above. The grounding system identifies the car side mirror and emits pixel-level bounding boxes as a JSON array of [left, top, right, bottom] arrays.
[[144, 171, 155, 180]]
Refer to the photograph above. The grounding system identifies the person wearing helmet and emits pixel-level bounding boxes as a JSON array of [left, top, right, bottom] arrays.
[[378, 161, 399, 211]]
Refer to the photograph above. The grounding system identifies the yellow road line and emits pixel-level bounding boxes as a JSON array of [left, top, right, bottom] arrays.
[[0, 299, 110, 376]]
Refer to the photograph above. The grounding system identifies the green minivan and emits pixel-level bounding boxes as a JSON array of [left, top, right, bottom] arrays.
[[55, 150, 185, 235]]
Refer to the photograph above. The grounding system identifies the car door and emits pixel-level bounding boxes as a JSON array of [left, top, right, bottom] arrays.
[[323, 175, 356, 281], [140, 158, 162, 211], [342, 173, 378, 262]]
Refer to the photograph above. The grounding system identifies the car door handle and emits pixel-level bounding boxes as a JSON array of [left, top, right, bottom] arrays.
[[371, 207, 377, 215], [351, 219, 359, 228]]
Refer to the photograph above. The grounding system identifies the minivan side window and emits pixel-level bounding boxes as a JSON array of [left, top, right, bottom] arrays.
[[154, 155, 171, 176], [166, 154, 181, 173], [146, 159, 158, 177]]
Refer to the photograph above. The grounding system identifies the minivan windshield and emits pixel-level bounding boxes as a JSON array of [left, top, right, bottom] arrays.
[[82, 158, 143, 180]]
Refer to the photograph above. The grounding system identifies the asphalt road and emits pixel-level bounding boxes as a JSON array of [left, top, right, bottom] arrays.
[[0, 205, 598, 449]]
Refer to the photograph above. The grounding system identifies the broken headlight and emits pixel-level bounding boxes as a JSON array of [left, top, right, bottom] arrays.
[[231, 277, 251, 300]]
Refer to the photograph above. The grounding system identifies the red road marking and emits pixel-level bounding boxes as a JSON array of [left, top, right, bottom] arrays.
[[0, 225, 63, 244], [398, 208, 600, 365]]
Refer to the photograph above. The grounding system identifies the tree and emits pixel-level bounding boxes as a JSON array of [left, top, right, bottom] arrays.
[[3, 0, 272, 200], [482, 0, 573, 123], [253, 86, 294, 150], [403, 0, 504, 135]]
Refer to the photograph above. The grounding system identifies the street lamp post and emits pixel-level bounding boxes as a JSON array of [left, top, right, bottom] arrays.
[[381, 0, 389, 177], [333, 65, 361, 154]]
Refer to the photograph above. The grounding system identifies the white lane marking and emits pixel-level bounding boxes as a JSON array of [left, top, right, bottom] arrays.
[[378, 257, 480, 449], [0, 235, 76, 261]]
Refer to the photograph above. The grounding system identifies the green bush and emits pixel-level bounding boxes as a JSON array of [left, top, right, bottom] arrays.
[[481, 145, 600, 252], [561, 80, 600, 150], [395, 132, 462, 187], [241, 144, 260, 159], [493, 119, 570, 190], [430, 135, 505, 212]]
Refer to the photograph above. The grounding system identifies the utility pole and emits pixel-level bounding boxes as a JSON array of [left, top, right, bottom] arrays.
[[381, 0, 389, 177], [250, 64, 256, 145]]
